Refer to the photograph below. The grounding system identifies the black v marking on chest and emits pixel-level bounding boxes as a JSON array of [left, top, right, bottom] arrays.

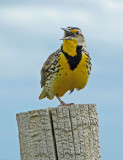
[[61, 45, 82, 70]]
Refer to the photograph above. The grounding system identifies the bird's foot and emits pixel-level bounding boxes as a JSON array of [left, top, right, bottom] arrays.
[[56, 95, 74, 107], [59, 102, 74, 107]]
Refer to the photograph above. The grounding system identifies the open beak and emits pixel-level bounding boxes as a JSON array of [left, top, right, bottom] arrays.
[[60, 28, 75, 40]]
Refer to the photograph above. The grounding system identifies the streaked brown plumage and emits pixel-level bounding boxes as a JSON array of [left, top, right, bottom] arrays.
[[39, 27, 92, 105]]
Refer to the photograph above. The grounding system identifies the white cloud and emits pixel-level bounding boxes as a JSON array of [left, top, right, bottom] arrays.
[[0, 5, 91, 35], [0, 6, 58, 25], [103, 1, 123, 12], [1, 1, 122, 44], [0, 1, 123, 79]]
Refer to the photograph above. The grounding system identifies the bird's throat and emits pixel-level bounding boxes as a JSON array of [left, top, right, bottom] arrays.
[[62, 39, 78, 56]]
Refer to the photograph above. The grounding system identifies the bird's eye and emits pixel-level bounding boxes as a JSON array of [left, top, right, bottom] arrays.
[[76, 31, 79, 35]]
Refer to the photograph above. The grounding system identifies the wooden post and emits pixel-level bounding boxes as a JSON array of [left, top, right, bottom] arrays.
[[16, 104, 101, 160]]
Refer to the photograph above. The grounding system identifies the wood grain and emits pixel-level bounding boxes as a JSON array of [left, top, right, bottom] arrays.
[[16, 104, 101, 160]]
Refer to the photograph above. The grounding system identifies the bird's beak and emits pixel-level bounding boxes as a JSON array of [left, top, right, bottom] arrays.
[[60, 28, 75, 40]]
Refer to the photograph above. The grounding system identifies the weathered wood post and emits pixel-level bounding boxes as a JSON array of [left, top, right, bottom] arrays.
[[16, 104, 101, 160]]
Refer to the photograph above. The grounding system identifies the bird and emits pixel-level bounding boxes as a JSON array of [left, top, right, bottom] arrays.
[[39, 27, 92, 106]]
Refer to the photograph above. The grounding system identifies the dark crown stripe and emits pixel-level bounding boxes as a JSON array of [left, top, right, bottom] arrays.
[[67, 27, 81, 30]]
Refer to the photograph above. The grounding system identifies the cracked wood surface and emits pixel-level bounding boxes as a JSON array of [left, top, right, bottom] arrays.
[[16, 104, 101, 160]]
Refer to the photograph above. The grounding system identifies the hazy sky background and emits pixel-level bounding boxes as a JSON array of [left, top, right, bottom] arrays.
[[0, 0, 123, 159]]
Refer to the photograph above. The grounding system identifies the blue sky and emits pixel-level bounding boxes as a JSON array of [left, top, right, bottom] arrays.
[[0, 0, 123, 159]]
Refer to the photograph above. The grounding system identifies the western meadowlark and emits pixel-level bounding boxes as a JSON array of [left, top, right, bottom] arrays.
[[39, 27, 92, 106]]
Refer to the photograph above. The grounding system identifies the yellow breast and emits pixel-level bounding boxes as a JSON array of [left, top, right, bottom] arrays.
[[53, 53, 90, 97]]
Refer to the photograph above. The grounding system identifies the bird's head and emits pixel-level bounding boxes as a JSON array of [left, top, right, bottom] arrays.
[[61, 27, 86, 49]]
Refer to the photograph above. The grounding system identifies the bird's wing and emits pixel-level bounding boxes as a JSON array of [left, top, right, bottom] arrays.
[[41, 48, 61, 88], [83, 50, 92, 74]]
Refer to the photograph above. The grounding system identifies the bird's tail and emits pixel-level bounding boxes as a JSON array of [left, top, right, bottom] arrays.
[[39, 89, 47, 99], [39, 89, 54, 100]]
